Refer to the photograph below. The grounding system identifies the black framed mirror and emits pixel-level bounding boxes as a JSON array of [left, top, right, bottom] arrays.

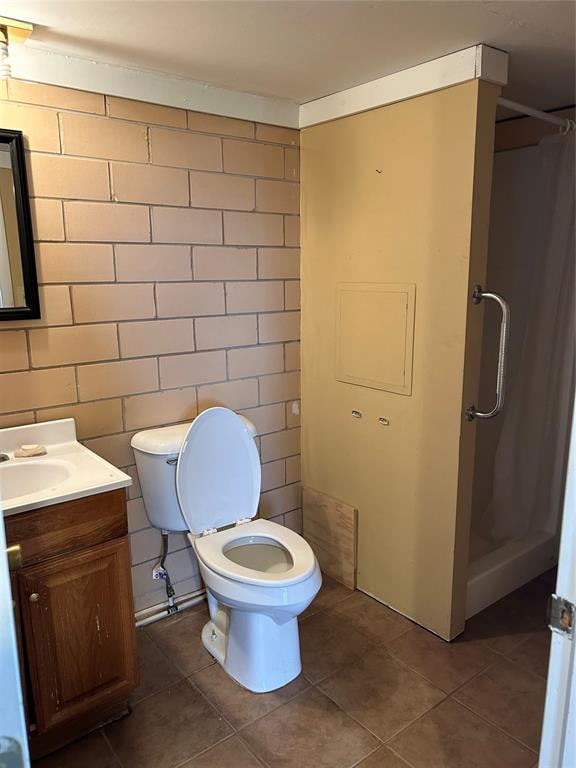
[[0, 128, 40, 320]]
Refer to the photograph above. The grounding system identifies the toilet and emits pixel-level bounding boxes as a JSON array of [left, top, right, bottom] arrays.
[[131, 407, 321, 693]]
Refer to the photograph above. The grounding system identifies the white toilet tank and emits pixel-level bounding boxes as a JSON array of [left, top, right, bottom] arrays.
[[131, 414, 259, 532], [131, 423, 191, 532]]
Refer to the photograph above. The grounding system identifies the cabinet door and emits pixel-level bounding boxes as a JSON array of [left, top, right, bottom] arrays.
[[18, 537, 137, 733]]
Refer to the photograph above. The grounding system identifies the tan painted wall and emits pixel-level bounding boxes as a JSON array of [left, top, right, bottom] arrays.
[[0, 79, 301, 612], [301, 80, 499, 638]]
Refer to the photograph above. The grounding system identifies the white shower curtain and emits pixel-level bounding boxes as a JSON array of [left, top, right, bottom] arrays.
[[488, 132, 575, 541]]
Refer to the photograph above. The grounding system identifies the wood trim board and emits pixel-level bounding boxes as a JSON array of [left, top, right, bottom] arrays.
[[303, 486, 357, 589]]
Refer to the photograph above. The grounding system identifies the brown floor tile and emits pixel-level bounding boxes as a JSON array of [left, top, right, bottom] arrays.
[[299, 608, 374, 683], [513, 570, 556, 606], [389, 698, 535, 768], [318, 644, 445, 741], [506, 632, 551, 678], [240, 687, 378, 768], [386, 625, 498, 693], [466, 572, 551, 657], [105, 680, 232, 768], [181, 735, 264, 767], [147, 607, 214, 676], [33, 732, 118, 768], [466, 603, 542, 654], [191, 661, 309, 728], [300, 574, 353, 619], [356, 747, 413, 767], [454, 659, 546, 751], [131, 629, 182, 703], [332, 592, 413, 645]]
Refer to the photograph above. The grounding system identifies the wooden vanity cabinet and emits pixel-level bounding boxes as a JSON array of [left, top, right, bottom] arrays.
[[6, 489, 138, 757]]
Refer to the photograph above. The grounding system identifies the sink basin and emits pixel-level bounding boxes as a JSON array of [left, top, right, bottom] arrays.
[[0, 418, 131, 516], [0, 459, 74, 501]]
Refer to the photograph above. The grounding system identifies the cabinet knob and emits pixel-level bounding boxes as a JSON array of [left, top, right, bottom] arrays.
[[29, 592, 40, 603]]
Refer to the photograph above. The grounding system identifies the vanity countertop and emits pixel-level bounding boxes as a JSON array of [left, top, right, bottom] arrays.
[[0, 418, 131, 516]]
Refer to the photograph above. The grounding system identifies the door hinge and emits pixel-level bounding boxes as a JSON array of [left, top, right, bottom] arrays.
[[548, 594, 574, 638]]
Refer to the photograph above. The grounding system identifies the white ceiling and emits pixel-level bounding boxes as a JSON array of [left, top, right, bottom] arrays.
[[3, 1, 575, 110]]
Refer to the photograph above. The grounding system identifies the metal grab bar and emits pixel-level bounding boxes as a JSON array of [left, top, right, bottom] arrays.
[[466, 285, 510, 421]]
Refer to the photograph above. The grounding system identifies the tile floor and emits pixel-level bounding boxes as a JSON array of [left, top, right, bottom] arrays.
[[35, 570, 553, 768]]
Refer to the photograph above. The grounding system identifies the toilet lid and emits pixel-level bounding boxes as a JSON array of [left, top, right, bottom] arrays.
[[175, 407, 261, 534]]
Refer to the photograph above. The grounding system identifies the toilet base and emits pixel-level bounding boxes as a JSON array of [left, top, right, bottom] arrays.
[[201, 620, 226, 665], [201, 610, 302, 693]]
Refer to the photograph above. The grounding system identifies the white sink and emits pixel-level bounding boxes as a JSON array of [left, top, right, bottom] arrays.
[[0, 419, 131, 516], [0, 459, 74, 501]]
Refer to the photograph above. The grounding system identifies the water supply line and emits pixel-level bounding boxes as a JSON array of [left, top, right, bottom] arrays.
[[152, 530, 179, 615]]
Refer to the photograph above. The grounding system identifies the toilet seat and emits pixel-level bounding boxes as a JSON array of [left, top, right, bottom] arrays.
[[176, 407, 261, 534], [193, 519, 317, 588]]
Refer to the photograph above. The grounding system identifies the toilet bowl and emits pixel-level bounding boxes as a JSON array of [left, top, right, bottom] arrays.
[[131, 407, 321, 692]]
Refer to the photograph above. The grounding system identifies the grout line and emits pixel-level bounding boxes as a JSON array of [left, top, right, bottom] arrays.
[[184, 673, 237, 727], [235, 735, 271, 768], [100, 730, 125, 768], [380, 695, 450, 747], [189, 245, 195, 280], [451, 695, 539, 755], [235, 732, 275, 768], [350, 744, 411, 768], [386, 742, 422, 768], [107, 159, 113, 201], [309, 680, 393, 748], [26, 148, 293, 181], [204, 674, 309, 734], [120, 389, 128, 433], [146, 126, 152, 163], [172, 735, 241, 768], [219, 135, 224, 174], [235, 685, 314, 737], [29, 195, 293, 217], [56, 111, 64, 154], [154, 354, 161, 390], [497, 637, 551, 679], [447, 655, 503, 698]]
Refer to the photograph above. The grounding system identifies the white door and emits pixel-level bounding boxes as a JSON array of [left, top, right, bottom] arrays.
[[0, 501, 29, 767], [539, 398, 576, 767]]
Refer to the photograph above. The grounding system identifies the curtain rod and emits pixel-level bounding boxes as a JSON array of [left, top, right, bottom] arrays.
[[497, 97, 573, 130]]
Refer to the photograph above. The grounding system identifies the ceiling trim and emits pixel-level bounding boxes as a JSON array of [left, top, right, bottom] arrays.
[[9, 43, 508, 130], [9, 45, 300, 127], [298, 45, 509, 128]]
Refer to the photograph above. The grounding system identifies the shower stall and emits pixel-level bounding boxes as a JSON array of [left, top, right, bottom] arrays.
[[466, 116, 575, 617]]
